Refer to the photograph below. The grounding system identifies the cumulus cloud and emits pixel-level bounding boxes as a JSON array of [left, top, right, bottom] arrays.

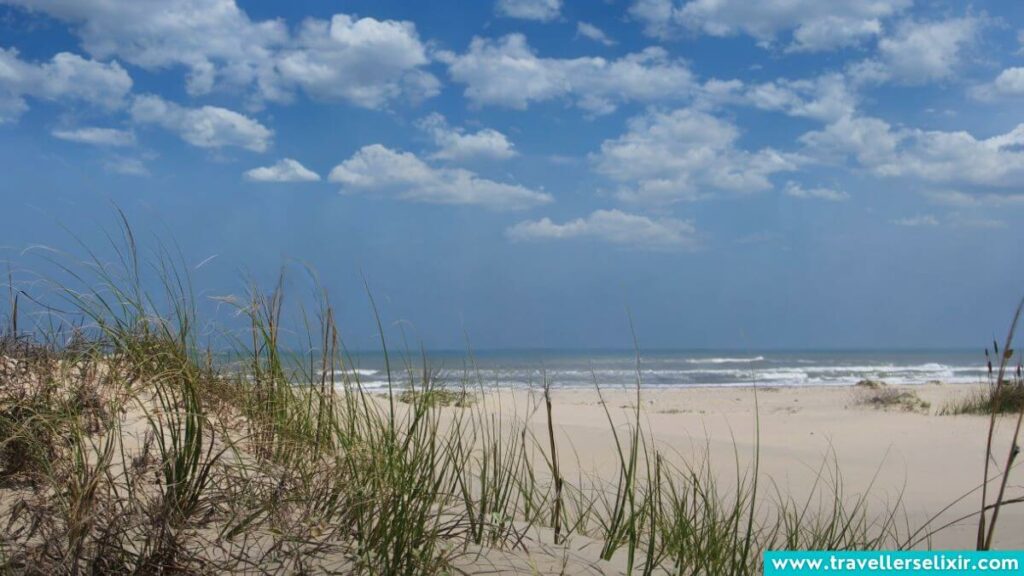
[[440, 34, 695, 113], [130, 94, 272, 152], [677, 71, 859, 124], [495, 0, 562, 21], [594, 108, 798, 204], [798, 115, 900, 167], [416, 113, 516, 162], [628, 0, 910, 51], [0, 47, 132, 123], [784, 181, 848, 201], [273, 14, 439, 108], [5, 1, 438, 108], [866, 17, 982, 84], [507, 209, 697, 250], [3, 0, 284, 97], [801, 115, 1024, 188], [972, 67, 1024, 100], [51, 126, 135, 146], [577, 22, 616, 46], [328, 144, 551, 210], [244, 158, 320, 182], [787, 16, 883, 53], [716, 72, 857, 123]]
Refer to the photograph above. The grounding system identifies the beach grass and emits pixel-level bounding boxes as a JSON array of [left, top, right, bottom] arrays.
[[397, 386, 475, 408], [0, 222, 1021, 574], [940, 379, 1024, 416], [854, 384, 931, 413]]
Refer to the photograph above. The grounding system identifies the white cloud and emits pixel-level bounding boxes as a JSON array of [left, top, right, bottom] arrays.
[[507, 209, 698, 249], [972, 67, 1024, 100], [993, 68, 1024, 94], [104, 156, 149, 176], [919, 190, 1021, 232], [723, 73, 857, 123], [577, 22, 617, 46], [892, 211, 1008, 229], [691, 72, 859, 124], [244, 158, 320, 182], [945, 213, 1007, 229], [801, 115, 1024, 189], [595, 107, 798, 204], [892, 215, 939, 227], [273, 14, 439, 108], [0, 93, 27, 123], [844, 59, 893, 87], [328, 144, 552, 210], [924, 189, 1024, 208], [130, 94, 272, 152], [787, 16, 882, 53], [440, 34, 695, 113], [5, 1, 437, 108], [629, 0, 910, 51], [51, 126, 135, 146], [3, 0, 284, 97], [495, 0, 562, 21], [416, 113, 516, 162], [870, 17, 981, 84], [798, 115, 900, 168], [0, 47, 132, 123], [784, 181, 848, 201]]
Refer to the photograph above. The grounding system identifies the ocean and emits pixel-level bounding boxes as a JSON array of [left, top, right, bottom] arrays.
[[327, 349, 996, 390]]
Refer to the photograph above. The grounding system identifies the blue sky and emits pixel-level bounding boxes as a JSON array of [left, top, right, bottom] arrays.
[[1, 0, 1023, 350]]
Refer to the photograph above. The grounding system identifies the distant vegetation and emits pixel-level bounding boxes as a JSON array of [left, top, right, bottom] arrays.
[[853, 380, 931, 413], [941, 378, 1024, 416], [397, 386, 475, 408]]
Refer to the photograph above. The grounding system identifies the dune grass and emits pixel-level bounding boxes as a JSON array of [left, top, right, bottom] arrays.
[[940, 379, 1024, 416], [397, 386, 475, 409], [854, 385, 931, 414], [0, 221, 1020, 574], [974, 298, 1024, 551]]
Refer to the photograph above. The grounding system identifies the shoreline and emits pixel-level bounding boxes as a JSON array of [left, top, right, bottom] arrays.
[[358, 379, 990, 392]]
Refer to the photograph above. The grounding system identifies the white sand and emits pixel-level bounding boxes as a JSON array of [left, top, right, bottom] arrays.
[[471, 383, 1024, 552]]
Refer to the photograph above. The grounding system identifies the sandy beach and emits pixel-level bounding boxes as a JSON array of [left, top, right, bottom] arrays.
[[420, 382, 1024, 573], [469, 382, 1024, 551]]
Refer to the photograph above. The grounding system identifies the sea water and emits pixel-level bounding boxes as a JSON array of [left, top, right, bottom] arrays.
[[323, 349, 995, 390]]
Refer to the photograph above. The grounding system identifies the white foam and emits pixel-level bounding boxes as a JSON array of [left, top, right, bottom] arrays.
[[324, 360, 989, 390], [685, 356, 766, 364], [317, 368, 379, 377]]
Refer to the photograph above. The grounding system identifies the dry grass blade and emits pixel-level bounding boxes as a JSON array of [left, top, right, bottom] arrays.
[[977, 295, 1024, 550]]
